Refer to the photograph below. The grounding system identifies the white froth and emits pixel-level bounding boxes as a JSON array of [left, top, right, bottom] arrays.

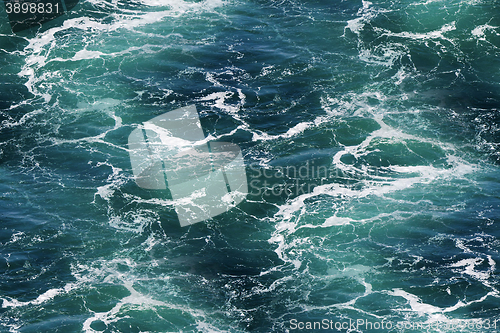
[[344, 0, 378, 35], [1, 283, 78, 308], [390, 289, 442, 314], [72, 49, 106, 61], [69, 258, 212, 333], [18, 0, 228, 100], [323, 216, 353, 226], [471, 24, 498, 40], [387, 22, 456, 41]]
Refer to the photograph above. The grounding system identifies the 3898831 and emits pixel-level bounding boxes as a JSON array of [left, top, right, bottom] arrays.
[[5, 1, 60, 14]]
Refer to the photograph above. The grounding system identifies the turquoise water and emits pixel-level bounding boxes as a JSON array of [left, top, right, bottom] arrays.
[[1, 0, 500, 332]]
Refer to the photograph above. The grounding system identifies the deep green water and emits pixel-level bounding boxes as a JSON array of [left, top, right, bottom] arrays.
[[1, 0, 500, 332]]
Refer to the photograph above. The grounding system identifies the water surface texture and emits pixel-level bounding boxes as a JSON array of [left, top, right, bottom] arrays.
[[1, 0, 500, 332]]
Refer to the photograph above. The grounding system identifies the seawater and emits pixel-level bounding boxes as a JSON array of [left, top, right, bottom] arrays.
[[1, 0, 500, 332]]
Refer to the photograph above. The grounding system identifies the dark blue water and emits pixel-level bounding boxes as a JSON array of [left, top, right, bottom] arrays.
[[1, 0, 500, 332]]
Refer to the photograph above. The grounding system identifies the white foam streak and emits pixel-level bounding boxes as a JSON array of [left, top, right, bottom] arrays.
[[389, 288, 499, 325], [272, 116, 473, 225], [252, 117, 330, 142], [385, 22, 456, 41], [450, 258, 491, 281], [18, 0, 227, 99], [390, 289, 442, 314], [68, 258, 214, 333], [471, 24, 499, 46], [1, 283, 78, 308], [198, 91, 243, 115], [82, 282, 168, 333], [345, 0, 458, 68], [451, 238, 500, 297], [344, 0, 379, 35]]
